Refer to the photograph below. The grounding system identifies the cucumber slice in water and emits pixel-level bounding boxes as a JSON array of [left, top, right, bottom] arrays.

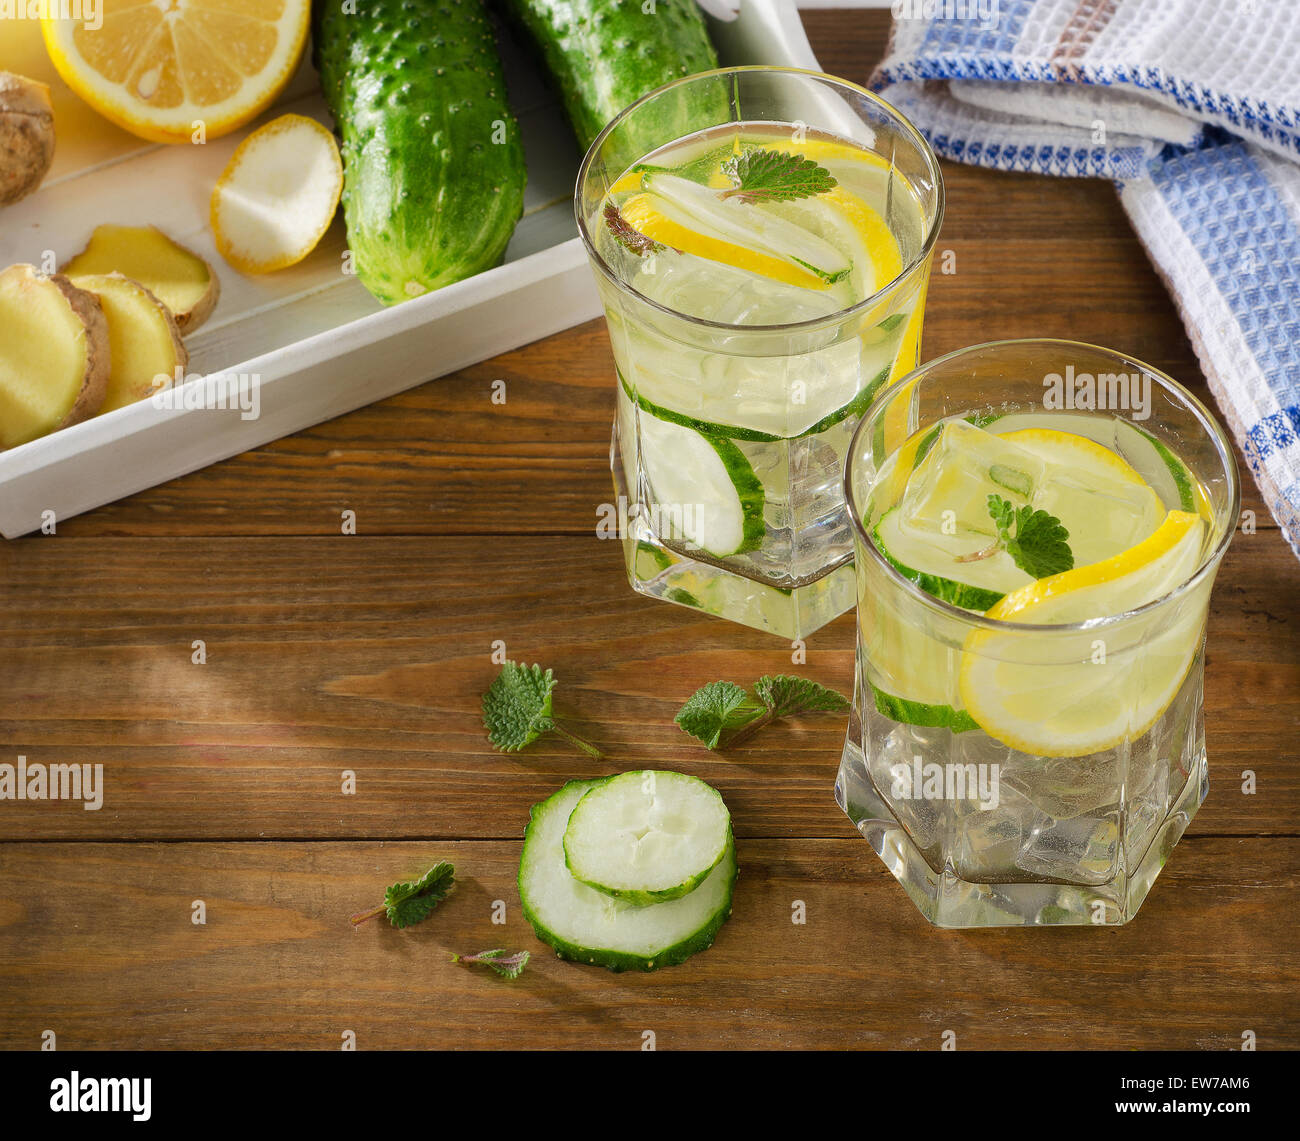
[[519, 779, 737, 972], [563, 770, 732, 905], [621, 363, 891, 444], [638, 410, 765, 557], [872, 506, 1031, 611]]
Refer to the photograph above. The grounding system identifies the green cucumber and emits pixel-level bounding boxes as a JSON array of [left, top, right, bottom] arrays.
[[519, 779, 737, 972], [313, 0, 526, 305], [638, 409, 766, 558], [563, 770, 732, 904], [496, 0, 720, 152], [871, 506, 1031, 610]]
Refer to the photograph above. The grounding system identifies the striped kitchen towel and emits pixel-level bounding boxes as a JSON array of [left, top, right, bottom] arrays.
[[873, 0, 1300, 556]]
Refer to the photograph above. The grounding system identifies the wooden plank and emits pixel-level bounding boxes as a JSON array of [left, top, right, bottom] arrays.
[[2, 531, 1294, 841], [0, 837, 1294, 1050]]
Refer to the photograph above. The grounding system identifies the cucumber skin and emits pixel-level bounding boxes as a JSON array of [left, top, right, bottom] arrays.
[[313, 0, 525, 306], [497, 0, 719, 151], [869, 681, 980, 733], [872, 513, 1007, 613], [518, 779, 738, 972]]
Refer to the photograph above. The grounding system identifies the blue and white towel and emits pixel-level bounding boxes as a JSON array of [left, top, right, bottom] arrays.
[[872, 0, 1300, 556]]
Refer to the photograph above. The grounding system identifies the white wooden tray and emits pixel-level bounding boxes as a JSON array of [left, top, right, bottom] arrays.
[[0, 0, 820, 537]]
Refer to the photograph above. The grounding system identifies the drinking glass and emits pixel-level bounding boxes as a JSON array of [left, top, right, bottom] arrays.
[[577, 67, 944, 638], [837, 339, 1240, 926]]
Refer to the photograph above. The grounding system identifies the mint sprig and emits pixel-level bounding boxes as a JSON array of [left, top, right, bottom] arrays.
[[675, 674, 849, 751], [452, 948, 530, 979], [482, 661, 602, 758], [720, 147, 836, 204], [351, 860, 455, 928], [986, 494, 1074, 578]]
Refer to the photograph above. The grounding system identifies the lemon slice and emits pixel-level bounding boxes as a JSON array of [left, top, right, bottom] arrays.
[[958, 509, 1207, 757], [211, 113, 342, 273], [998, 427, 1165, 567], [620, 192, 827, 291], [42, 0, 310, 144], [768, 185, 903, 300]]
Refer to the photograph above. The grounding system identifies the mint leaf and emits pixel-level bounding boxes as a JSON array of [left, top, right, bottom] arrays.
[[351, 860, 456, 928], [482, 661, 556, 751], [674, 680, 763, 749], [986, 494, 1073, 579], [452, 948, 530, 979], [675, 675, 849, 751], [1008, 508, 1073, 578], [753, 674, 851, 719], [482, 661, 602, 758], [720, 147, 836, 204]]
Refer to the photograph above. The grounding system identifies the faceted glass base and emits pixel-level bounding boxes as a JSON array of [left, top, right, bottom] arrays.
[[835, 669, 1210, 928], [621, 523, 856, 642]]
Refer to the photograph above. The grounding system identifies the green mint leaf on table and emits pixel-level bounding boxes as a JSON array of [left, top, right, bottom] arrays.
[[753, 674, 851, 719], [720, 147, 836, 204], [482, 661, 602, 758], [604, 201, 663, 258], [351, 860, 455, 928], [676, 674, 849, 750], [674, 680, 764, 750], [986, 494, 1074, 578], [452, 949, 531, 979]]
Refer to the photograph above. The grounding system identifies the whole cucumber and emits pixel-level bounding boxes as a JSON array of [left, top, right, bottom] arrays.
[[313, 0, 526, 305], [497, 0, 720, 152]]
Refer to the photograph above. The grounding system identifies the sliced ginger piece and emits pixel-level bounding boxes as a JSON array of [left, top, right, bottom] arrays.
[[61, 224, 220, 334], [0, 264, 109, 450], [68, 273, 189, 415], [0, 72, 55, 207], [211, 113, 343, 273]]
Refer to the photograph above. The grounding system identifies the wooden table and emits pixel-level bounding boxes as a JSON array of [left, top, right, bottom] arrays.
[[2, 9, 1297, 1052]]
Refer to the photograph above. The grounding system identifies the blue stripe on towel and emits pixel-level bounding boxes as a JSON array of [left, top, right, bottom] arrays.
[[919, 0, 1035, 58], [1148, 139, 1300, 465]]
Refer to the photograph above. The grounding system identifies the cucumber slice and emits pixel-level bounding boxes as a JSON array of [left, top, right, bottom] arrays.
[[638, 410, 765, 557], [1125, 423, 1198, 513], [871, 506, 1031, 610], [519, 779, 737, 972], [641, 172, 850, 284], [870, 681, 980, 733], [563, 770, 732, 905], [621, 363, 891, 444]]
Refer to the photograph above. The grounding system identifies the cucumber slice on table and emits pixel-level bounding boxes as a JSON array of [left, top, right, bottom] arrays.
[[638, 410, 765, 558], [563, 771, 732, 905], [519, 779, 737, 972]]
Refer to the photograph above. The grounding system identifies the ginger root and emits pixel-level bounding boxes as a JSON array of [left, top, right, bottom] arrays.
[[0, 264, 110, 450], [62, 223, 220, 334], [69, 273, 189, 414], [0, 72, 55, 207]]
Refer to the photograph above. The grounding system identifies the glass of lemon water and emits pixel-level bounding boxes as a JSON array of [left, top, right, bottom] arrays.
[[838, 340, 1240, 927], [576, 68, 943, 638]]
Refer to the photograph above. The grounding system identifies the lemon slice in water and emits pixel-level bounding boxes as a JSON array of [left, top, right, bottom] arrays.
[[958, 509, 1207, 756]]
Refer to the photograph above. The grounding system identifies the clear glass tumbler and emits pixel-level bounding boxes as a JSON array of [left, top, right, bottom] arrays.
[[837, 340, 1240, 926], [576, 67, 943, 639]]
